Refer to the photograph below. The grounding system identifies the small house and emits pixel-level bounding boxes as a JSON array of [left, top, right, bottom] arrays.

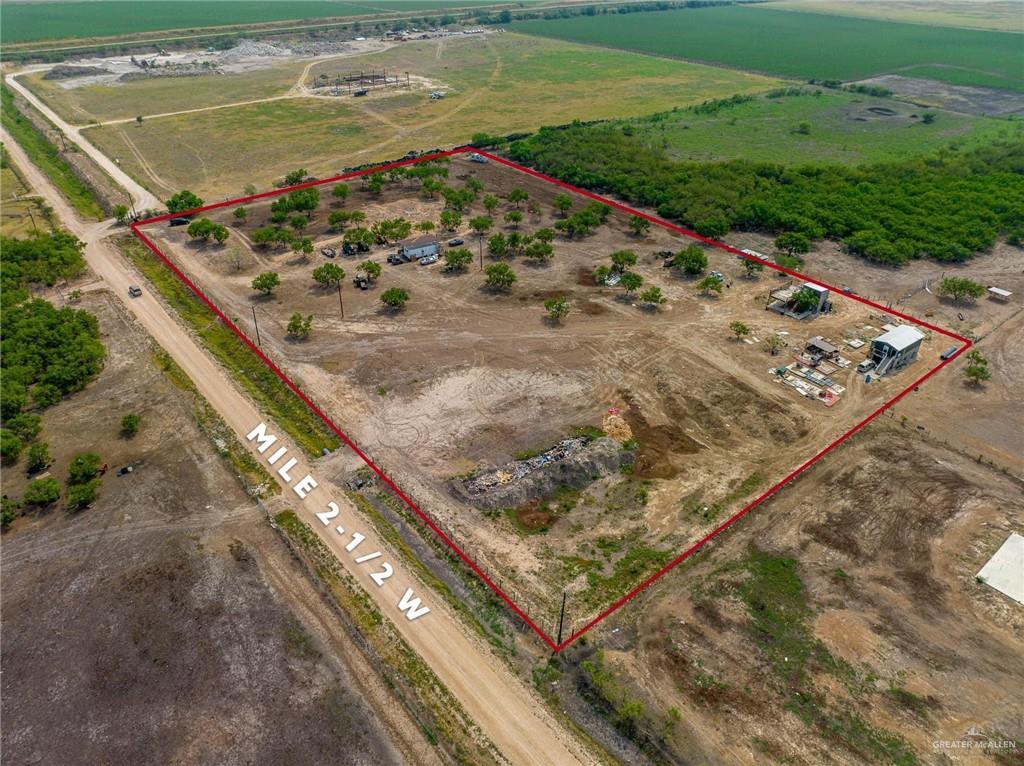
[[869, 325, 924, 376], [397, 235, 440, 260]]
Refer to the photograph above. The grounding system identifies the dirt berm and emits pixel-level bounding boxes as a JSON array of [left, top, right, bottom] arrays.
[[451, 437, 633, 510]]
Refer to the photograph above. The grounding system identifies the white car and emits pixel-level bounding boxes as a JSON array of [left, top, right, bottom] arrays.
[[419, 254, 439, 266]]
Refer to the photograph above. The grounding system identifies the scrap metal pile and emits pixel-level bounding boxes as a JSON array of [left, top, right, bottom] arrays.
[[462, 437, 590, 496]]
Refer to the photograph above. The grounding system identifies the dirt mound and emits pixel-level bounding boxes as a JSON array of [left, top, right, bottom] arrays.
[[43, 65, 109, 80], [451, 437, 631, 510], [602, 411, 633, 442]]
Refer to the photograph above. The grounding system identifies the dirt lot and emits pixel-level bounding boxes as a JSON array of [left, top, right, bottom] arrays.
[[728, 231, 1024, 474], [0, 289, 428, 765], [853, 74, 1024, 117], [142, 155, 948, 630], [563, 419, 1024, 764]]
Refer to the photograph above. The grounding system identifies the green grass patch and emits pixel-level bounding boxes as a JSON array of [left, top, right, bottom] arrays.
[[119, 236, 339, 458], [696, 546, 920, 764], [1, 86, 104, 220], [633, 90, 1014, 166], [513, 6, 1024, 92], [583, 545, 672, 609]]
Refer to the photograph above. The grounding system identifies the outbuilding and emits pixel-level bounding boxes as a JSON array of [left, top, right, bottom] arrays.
[[869, 325, 924, 375], [987, 286, 1012, 302], [397, 235, 440, 260], [805, 336, 840, 363]]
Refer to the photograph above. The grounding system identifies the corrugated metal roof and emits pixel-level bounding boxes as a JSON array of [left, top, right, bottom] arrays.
[[873, 325, 923, 351]]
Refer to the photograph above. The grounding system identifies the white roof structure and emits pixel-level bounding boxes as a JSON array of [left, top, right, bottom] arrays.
[[873, 325, 923, 351], [803, 282, 828, 294], [977, 532, 1024, 605], [988, 286, 1012, 300]]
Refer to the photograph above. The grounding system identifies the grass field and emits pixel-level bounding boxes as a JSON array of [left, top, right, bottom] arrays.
[[1, 150, 54, 238], [1, 87, 105, 220], [21, 61, 308, 125], [513, 6, 1024, 92], [633, 90, 1019, 165], [81, 33, 780, 198], [1, 1, 497, 44], [763, 0, 1024, 33]]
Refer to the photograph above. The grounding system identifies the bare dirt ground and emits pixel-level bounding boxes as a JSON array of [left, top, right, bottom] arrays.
[[0, 290, 426, 766], [729, 231, 1024, 474], [145, 155, 948, 631], [853, 74, 1024, 117], [568, 419, 1024, 764]]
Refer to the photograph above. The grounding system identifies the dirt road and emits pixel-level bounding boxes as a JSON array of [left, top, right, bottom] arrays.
[[4, 69, 161, 211], [1, 124, 592, 766]]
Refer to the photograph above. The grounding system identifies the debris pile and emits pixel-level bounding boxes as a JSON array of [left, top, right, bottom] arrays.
[[451, 437, 632, 510]]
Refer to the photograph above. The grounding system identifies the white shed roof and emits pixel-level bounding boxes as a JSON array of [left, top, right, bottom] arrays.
[[977, 532, 1024, 605], [874, 325, 923, 351]]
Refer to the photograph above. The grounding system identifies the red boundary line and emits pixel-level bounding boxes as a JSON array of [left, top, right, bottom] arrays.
[[132, 146, 970, 652]]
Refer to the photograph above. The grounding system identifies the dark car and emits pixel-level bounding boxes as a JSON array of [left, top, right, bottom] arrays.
[[387, 254, 405, 265], [342, 242, 357, 256], [169, 217, 191, 226], [448, 238, 464, 247], [357, 241, 371, 253]]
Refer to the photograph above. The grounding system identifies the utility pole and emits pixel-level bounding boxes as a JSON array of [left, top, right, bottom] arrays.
[[27, 210, 38, 235], [127, 192, 138, 220], [57, 132, 68, 152], [337, 281, 344, 318], [478, 235, 483, 271], [556, 591, 567, 647], [251, 305, 261, 347]]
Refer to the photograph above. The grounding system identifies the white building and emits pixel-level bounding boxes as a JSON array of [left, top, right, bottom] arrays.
[[869, 325, 924, 375]]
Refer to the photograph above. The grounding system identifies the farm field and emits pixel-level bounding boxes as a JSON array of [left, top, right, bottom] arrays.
[[512, 6, 1024, 92], [0, 0, 497, 44], [629, 90, 1019, 165], [763, 0, 1024, 33], [80, 33, 780, 199], [138, 154, 947, 631]]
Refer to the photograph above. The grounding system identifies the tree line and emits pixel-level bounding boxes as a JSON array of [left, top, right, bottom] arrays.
[[509, 126, 1024, 266], [1, 233, 104, 479]]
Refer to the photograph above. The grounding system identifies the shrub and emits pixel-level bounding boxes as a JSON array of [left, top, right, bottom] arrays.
[[120, 413, 141, 437], [68, 452, 102, 484], [67, 479, 101, 511], [24, 476, 60, 506]]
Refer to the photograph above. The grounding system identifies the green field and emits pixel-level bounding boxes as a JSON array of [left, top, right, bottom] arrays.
[[633, 90, 1018, 165], [81, 33, 779, 198], [513, 6, 1024, 92], [1, 1, 497, 44], [763, 0, 1024, 33]]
